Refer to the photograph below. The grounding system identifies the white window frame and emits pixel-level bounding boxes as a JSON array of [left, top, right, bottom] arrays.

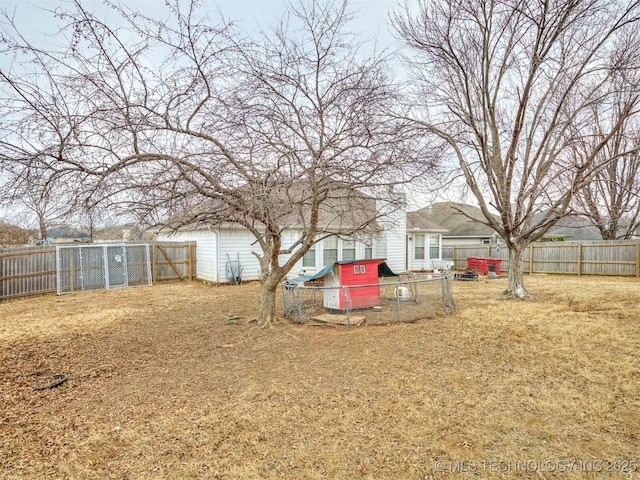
[[323, 236, 338, 265], [414, 234, 425, 260], [302, 244, 316, 267], [428, 234, 440, 259], [363, 235, 373, 259], [342, 238, 356, 261]]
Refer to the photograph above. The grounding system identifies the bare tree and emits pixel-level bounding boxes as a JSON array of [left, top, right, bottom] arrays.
[[0, 220, 30, 247], [0, 0, 431, 326], [0, 164, 78, 239], [0, 3, 102, 239], [394, 0, 640, 297], [573, 95, 640, 239]]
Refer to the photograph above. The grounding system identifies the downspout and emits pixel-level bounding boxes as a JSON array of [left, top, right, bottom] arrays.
[[405, 235, 409, 272], [215, 227, 221, 283]]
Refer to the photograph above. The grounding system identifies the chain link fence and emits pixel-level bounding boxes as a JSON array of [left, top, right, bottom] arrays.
[[282, 273, 455, 325], [56, 244, 152, 294]]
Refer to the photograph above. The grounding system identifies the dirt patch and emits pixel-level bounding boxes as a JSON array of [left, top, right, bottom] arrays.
[[1, 276, 639, 479]]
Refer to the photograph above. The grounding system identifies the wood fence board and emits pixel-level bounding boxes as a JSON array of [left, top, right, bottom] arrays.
[[446, 241, 640, 277]]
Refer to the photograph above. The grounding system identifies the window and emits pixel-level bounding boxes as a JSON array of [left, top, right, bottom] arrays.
[[302, 245, 316, 267], [323, 236, 338, 265], [363, 236, 373, 259], [353, 264, 366, 275], [414, 234, 425, 260], [429, 234, 440, 259], [342, 239, 356, 261]]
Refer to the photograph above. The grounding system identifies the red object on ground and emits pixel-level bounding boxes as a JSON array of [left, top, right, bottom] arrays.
[[323, 259, 385, 310], [466, 257, 501, 275]]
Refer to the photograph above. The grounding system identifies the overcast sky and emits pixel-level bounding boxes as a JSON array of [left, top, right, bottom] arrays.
[[0, 0, 405, 52]]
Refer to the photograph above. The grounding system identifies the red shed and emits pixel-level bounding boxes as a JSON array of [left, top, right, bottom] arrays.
[[323, 259, 385, 310]]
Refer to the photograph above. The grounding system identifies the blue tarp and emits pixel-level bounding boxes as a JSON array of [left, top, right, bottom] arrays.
[[285, 262, 337, 285]]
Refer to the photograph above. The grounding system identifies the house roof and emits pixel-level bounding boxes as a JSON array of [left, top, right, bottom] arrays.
[[544, 215, 602, 241], [406, 211, 448, 232], [417, 203, 602, 241], [412, 202, 497, 237], [48, 226, 90, 239], [159, 179, 392, 233]]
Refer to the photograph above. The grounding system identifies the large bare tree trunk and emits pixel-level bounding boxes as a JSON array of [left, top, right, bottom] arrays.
[[258, 278, 279, 328], [506, 244, 529, 298], [38, 214, 47, 240]]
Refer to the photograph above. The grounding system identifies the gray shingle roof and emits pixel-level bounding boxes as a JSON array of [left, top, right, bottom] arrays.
[[406, 211, 448, 232], [411, 202, 497, 237], [545, 215, 602, 241]]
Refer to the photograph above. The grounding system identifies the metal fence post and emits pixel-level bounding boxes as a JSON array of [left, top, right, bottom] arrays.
[[343, 286, 350, 325]]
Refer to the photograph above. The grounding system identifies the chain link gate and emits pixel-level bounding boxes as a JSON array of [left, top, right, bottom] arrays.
[[56, 244, 152, 295]]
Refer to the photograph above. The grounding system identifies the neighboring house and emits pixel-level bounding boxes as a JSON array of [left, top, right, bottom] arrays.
[[413, 202, 500, 246], [31, 226, 91, 244], [542, 215, 602, 241], [94, 224, 154, 243], [417, 202, 604, 246]]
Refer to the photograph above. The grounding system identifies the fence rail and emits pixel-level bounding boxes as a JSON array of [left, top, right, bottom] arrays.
[[0, 242, 196, 300], [443, 240, 640, 277]]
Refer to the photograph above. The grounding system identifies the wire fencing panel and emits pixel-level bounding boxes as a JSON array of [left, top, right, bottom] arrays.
[[0, 242, 192, 300], [56, 244, 152, 294], [282, 274, 455, 325], [126, 245, 155, 285]]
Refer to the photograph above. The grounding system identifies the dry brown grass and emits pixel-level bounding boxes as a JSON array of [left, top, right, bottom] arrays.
[[1, 276, 639, 479]]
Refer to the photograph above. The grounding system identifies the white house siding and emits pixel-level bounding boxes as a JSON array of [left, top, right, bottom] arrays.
[[217, 228, 263, 282], [159, 193, 410, 283], [160, 228, 304, 283], [279, 230, 305, 279], [375, 196, 407, 273], [159, 227, 385, 283], [157, 229, 218, 282], [373, 232, 388, 262]]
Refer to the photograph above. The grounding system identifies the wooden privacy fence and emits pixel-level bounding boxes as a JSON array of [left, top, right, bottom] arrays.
[[0, 242, 196, 300], [443, 241, 640, 277]]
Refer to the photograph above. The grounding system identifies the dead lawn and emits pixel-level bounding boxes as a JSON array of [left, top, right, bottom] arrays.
[[0, 275, 639, 479]]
